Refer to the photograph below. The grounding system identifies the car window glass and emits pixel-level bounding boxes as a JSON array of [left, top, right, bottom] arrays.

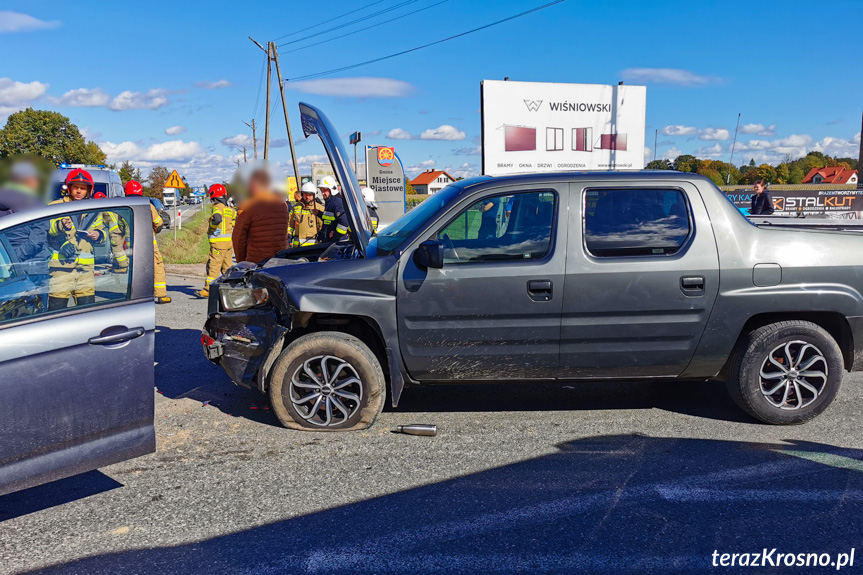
[[436, 191, 555, 264], [0, 206, 134, 326], [584, 188, 690, 257]]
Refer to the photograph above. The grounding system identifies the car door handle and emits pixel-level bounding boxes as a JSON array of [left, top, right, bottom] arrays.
[[88, 327, 145, 346], [527, 280, 553, 302], [680, 276, 705, 296]]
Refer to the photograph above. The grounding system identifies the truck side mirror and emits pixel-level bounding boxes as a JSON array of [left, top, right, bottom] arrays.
[[413, 240, 444, 270]]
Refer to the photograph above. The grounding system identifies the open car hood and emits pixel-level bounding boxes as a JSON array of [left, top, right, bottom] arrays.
[[299, 102, 372, 256]]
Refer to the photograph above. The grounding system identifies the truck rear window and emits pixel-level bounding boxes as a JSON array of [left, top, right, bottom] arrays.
[[583, 188, 691, 257]]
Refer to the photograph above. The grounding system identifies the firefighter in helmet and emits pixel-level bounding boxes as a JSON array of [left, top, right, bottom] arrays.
[[316, 175, 349, 243], [361, 186, 380, 234], [289, 182, 324, 247], [125, 180, 171, 304], [92, 191, 129, 273], [46, 169, 106, 310], [196, 183, 235, 298]]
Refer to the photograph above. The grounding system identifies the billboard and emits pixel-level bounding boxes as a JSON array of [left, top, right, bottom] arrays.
[[725, 188, 863, 219], [481, 80, 646, 176], [366, 145, 407, 226]]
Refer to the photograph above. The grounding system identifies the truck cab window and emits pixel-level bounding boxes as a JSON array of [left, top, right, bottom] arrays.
[[436, 191, 555, 264], [584, 188, 691, 257]]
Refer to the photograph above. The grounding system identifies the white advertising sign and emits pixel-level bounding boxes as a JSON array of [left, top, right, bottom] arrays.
[[366, 146, 406, 225], [481, 80, 646, 176]]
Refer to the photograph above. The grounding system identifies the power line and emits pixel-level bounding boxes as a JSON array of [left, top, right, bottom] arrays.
[[286, 0, 566, 82], [284, 0, 450, 55], [278, 0, 422, 47], [251, 57, 266, 120], [273, 0, 388, 41]]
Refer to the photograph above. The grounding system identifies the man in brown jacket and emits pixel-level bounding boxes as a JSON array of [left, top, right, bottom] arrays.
[[232, 169, 289, 263]]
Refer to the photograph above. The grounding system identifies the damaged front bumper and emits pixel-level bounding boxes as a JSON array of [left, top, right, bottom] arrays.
[[201, 262, 296, 391]]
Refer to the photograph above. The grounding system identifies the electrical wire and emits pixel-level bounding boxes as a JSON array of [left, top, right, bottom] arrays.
[[278, 0, 422, 47], [273, 0, 388, 41], [284, 0, 450, 55], [286, 0, 565, 82], [251, 57, 266, 120]]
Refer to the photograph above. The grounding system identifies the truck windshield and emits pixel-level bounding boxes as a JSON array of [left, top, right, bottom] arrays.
[[373, 185, 462, 255]]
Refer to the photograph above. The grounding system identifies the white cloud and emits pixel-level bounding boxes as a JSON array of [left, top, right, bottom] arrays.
[[620, 68, 720, 86], [102, 139, 204, 163], [739, 123, 776, 136], [420, 125, 465, 141], [643, 146, 653, 161], [695, 143, 723, 158], [0, 11, 61, 33], [165, 126, 187, 136], [699, 127, 730, 141], [287, 77, 415, 98], [453, 145, 482, 156], [813, 132, 861, 158], [387, 128, 413, 140], [0, 78, 49, 117], [194, 79, 231, 89], [406, 159, 436, 177], [661, 147, 682, 160], [445, 162, 478, 179], [221, 134, 255, 147], [661, 125, 697, 136], [109, 89, 170, 111], [56, 88, 110, 107]]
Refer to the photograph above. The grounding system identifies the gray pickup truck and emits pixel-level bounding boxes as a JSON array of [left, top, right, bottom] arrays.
[[202, 103, 863, 431]]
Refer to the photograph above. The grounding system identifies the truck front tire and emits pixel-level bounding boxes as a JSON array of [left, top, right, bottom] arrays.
[[727, 321, 843, 424], [268, 331, 385, 431]]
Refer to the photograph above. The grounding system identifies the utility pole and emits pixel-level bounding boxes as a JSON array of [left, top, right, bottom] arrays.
[[237, 146, 248, 163], [858, 110, 863, 190], [727, 113, 741, 185], [243, 119, 258, 159], [249, 37, 271, 159], [272, 43, 302, 192]]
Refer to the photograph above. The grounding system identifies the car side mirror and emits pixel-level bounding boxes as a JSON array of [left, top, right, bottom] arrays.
[[413, 240, 444, 270]]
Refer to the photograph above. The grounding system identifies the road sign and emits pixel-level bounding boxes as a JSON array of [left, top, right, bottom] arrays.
[[165, 170, 185, 188], [350, 131, 362, 145]]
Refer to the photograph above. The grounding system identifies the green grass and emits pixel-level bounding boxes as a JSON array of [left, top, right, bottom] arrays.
[[157, 208, 210, 264]]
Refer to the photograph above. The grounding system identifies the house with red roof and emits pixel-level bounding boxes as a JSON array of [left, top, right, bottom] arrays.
[[802, 166, 858, 185], [410, 169, 457, 195]]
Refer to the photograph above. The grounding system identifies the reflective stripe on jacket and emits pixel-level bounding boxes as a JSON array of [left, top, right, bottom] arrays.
[[47, 197, 105, 271], [208, 202, 235, 244]]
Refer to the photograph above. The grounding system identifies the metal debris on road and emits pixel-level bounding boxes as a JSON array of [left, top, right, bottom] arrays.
[[395, 424, 437, 436]]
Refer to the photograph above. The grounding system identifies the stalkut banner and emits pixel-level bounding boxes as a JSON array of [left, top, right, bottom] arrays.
[[366, 145, 407, 225]]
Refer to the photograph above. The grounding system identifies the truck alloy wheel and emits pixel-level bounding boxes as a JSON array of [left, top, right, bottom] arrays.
[[726, 321, 843, 425], [268, 331, 385, 431]]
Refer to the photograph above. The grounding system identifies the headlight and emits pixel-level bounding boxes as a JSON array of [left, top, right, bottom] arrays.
[[219, 286, 269, 311]]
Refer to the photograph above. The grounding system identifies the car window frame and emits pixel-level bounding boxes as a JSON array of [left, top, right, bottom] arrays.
[[0, 203, 142, 330], [581, 186, 695, 260], [433, 188, 559, 267]]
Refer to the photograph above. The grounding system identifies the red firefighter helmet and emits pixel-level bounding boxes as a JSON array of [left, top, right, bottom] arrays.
[[125, 180, 144, 196], [64, 169, 94, 197], [208, 184, 227, 198], [93, 191, 107, 199]]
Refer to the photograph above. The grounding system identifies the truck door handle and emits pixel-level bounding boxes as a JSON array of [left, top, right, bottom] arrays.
[[680, 276, 705, 296], [527, 280, 553, 302], [88, 327, 145, 346]]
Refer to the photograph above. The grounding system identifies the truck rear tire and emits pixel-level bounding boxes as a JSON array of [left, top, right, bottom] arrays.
[[268, 331, 385, 431], [726, 321, 843, 424]]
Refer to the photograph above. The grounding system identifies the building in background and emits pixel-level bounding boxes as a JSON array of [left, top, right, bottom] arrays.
[[803, 167, 858, 185], [410, 169, 456, 195]]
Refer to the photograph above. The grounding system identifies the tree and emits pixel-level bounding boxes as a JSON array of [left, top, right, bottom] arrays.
[[673, 154, 700, 173], [117, 161, 142, 185], [646, 159, 673, 170], [147, 166, 170, 200], [405, 180, 416, 195], [788, 164, 805, 184], [775, 163, 790, 184], [0, 108, 105, 164]]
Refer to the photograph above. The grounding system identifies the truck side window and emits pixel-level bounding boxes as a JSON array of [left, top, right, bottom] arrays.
[[584, 188, 690, 257], [437, 191, 555, 264]]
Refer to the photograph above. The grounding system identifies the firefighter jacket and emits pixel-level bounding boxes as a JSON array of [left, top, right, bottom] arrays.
[[47, 197, 106, 271], [289, 200, 324, 246], [319, 195, 349, 242], [208, 199, 235, 247]]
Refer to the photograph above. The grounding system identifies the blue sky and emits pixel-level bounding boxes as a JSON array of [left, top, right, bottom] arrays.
[[0, 0, 860, 185]]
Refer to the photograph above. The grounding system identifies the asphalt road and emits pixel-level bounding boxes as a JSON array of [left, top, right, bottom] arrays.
[[3, 274, 863, 574], [156, 203, 201, 235]]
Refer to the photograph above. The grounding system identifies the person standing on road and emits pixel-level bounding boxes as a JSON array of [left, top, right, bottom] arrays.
[[362, 186, 379, 234], [289, 182, 324, 247], [316, 175, 349, 243], [197, 184, 235, 298], [232, 169, 289, 263], [125, 180, 171, 304], [92, 191, 129, 273], [0, 160, 43, 217], [46, 169, 106, 310], [750, 180, 775, 216], [0, 161, 50, 298]]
